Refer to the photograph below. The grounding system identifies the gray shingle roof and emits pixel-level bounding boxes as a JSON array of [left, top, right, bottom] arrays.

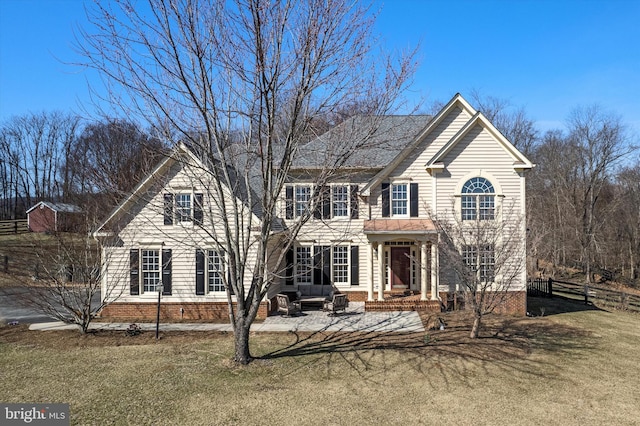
[[292, 115, 432, 169]]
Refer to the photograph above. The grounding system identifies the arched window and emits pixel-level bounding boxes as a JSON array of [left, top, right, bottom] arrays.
[[461, 177, 495, 220]]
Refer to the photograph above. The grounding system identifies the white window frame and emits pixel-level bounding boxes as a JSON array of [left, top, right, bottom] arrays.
[[391, 183, 408, 217], [332, 245, 349, 284], [461, 177, 495, 221], [462, 245, 495, 283], [332, 185, 349, 218], [207, 250, 225, 293], [141, 249, 161, 293], [295, 186, 311, 217], [295, 246, 312, 284]]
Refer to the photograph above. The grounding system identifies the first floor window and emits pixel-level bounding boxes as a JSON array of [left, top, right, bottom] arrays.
[[462, 245, 495, 283], [208, 250, 224, 292], [296, 246, 312, 284], [333, 246, 349, 284], [142, 249, 160, 292]]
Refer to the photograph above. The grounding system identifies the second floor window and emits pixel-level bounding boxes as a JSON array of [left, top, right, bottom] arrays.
[[295, 186, 311, 217], [461, 177, 495, 221], [164, 192, 203, 225], [392, 183, 408, 216], [332, 185, 349, 217], [175, 194, 192, 223]]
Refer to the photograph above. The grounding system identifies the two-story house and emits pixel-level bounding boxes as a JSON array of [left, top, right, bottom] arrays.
[[94, 93, 533, 320]]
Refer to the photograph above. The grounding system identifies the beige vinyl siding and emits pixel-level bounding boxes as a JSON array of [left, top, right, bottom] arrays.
[[103, 159, 263, 303], [369, 106, 474, 220], [433, 124, 527, 292]]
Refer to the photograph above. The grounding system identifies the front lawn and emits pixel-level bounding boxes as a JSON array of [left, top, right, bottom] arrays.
[[1, 297, 638, 425]]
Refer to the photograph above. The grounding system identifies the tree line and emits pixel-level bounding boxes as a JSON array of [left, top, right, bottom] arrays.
[[0, 113, 167, 222]]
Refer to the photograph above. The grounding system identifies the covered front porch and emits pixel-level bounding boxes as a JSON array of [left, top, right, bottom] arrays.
[[363, 219, 440, 308]]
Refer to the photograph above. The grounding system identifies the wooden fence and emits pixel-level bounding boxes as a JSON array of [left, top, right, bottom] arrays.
[[0, 219, 28, 235], [527, 277, 640, 312]]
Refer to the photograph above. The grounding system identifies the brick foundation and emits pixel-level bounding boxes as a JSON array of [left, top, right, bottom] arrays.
[[99, 302, 269, 322], [365, 299, 441, 312], [440, 291, 527, 316]]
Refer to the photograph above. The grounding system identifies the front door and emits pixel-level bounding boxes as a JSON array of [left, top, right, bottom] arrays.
[[390, 247, 411, 289]]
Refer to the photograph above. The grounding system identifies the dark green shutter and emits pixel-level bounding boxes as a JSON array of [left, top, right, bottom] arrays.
[[322, 246, 331, 286], [381, 183, 390, 217], [163, 193, 174, 225], [322, 186, 331, 219], [410, 183, 419, 217], [350, 185, 359, 219], [285, 186, 294, 219], [130, 249, 139, 295], [162, 249, 172, 295], [194, 193, 203, 225], [195, 249, 205, 295], [350, 246, 359, 286]]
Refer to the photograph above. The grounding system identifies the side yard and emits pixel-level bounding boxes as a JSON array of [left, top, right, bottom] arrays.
[[0, 297, 639, 425]]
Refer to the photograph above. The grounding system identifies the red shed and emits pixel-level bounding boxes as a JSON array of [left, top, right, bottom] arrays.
[[26, 202, 83, 233]]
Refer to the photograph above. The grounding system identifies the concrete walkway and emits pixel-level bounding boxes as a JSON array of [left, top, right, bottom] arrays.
[[28, 302, 425, 333]]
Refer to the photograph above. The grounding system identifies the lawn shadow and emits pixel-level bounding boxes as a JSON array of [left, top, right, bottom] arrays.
[[527, 295, 605, 316], [257, 310, 596, 388]]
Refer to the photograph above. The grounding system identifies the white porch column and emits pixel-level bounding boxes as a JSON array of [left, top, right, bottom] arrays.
[[377, 243, 385, 301], [420, 241, 428, 301], [431, 241, 439, 300], [367, 243, 374, 301]]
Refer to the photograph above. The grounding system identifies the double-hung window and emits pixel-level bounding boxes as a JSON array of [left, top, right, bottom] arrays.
[[295, 186, 311, 217], [164, 192, 203, 225], [295, 246, 312, 284], [208, 250, 224, 292], [391, 183, 408, 216], [332, 185, 349, 217], [461, 177, 495, 221], [142, 249, 161, 292], [175, 194, 192, 223], [332, 246, 349, 284]]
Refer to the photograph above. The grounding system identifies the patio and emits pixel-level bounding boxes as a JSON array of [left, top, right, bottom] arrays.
[[256, 301, 425, 333]]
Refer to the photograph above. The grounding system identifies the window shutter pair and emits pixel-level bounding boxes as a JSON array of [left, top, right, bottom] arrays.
[[129, 248, 171, 295], [164, 193, 203, 224], [381, 183, 419, 217]]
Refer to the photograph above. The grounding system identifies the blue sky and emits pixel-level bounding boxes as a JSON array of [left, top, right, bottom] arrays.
[[1, 0, 639, 136]]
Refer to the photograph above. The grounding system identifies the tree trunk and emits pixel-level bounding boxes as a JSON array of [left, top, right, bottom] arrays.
[[470, 314, 481, 339], [233, 319, 252, 365]]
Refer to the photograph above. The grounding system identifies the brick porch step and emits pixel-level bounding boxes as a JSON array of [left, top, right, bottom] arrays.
[[365, 299, 441, 312]]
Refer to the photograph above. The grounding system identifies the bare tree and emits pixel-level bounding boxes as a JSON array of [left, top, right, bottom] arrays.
[[0, 112, 80, 219], [565, 106, 636, 283], [11, 223, 126, 334], [434, 202, 526, 338], [78, 0, 416, 364]]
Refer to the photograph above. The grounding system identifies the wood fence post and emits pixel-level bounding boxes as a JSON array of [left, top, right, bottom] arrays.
[[548, 278, 553, 298], [3, 255, 8, 273], [584, 284, 589, 305]]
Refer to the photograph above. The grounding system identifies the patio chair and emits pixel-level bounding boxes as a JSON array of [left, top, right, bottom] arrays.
[[323, 294, 348, 316], [276, 293, 301, 316]]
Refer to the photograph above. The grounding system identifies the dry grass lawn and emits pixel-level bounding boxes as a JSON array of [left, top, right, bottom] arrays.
[[1, 297, 639, 425]]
